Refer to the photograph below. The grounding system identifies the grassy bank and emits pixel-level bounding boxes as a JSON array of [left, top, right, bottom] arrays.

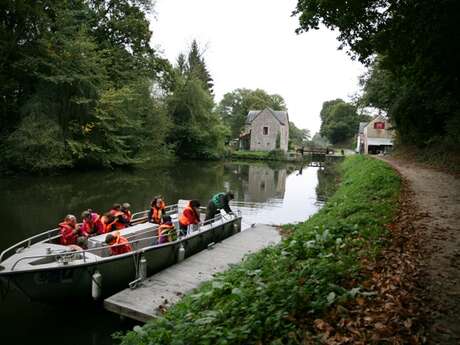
[[119, 156, 400, 345]]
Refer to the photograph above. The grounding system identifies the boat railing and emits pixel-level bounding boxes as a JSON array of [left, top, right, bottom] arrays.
[[8, 211, 241, 271], [0, 227, 61, 262], [0, 204, 179, 263]]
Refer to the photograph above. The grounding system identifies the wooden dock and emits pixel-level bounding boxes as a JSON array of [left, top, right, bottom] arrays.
[[104, 224, 281, 322]]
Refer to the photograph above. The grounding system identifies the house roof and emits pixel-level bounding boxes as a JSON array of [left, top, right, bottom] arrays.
[[246, 108, 288, 125], [358, 122, 368, 133]]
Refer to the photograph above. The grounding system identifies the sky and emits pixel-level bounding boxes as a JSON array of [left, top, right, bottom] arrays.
[[147, 0, 366, 134]]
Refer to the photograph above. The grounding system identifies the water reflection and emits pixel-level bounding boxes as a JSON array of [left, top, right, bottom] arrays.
[[0, 160, 338, 345]]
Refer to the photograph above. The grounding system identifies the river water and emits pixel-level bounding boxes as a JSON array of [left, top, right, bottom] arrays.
[[0, 160, 330, 344]]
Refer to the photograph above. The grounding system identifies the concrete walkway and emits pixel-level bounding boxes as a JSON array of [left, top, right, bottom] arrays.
[[104, 224, 281, 322]]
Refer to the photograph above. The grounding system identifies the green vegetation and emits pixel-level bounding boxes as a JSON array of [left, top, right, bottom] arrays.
[[0, 2, 229, 172], [167, 41, 228, 160], [119, 156, 400, 345], [294, 0, 460, 149], [319, 99, 369, 145], [288, 122, 311, 150], [0, 0, 172, 172]]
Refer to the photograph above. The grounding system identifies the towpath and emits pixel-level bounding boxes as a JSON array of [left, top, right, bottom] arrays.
[[381, 157, 460, 344]]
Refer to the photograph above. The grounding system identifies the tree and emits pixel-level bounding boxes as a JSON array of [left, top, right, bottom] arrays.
[[319, 99, 360, 145], [216, 89, 287, 139], [0, 0, 173, 172], [310, 133, 330, 148], [294, 0, 460, 147], [180, 40, 214, 95], [167, 75, 227, 159], [167, 43, 227, 159], [358, 58, 399, 113], [289, 122, 311, 149]]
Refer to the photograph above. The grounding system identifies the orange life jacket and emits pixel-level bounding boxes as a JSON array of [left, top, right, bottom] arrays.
[[150, 201, 166, 224], [100, 216, 116, 234], [179, 205, 200, 227], [112, 210, 127, 230]]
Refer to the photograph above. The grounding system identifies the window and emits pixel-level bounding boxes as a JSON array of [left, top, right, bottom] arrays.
[[374, 122, 385, 129], [263, 126, 269, 135]]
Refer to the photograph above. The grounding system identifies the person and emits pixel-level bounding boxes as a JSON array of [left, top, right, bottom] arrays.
[[80, 210, 103, 237], [59, 214, 86, 247], [148, 196, 166, 224], [121, 202, 132, 224], [110, 203, 129, 230], [179, 200, 201, 236], [158, 215, 177, 244], [99, 213, 117, 234], [205, 192, 234, 221], [105, 232, 132, 256]]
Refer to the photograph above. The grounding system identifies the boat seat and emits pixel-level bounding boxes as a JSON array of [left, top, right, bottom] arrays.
[[87, 222, 159, 257]]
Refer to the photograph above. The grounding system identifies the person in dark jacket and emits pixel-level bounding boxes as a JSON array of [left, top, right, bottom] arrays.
[[205, 192, 234, 221]]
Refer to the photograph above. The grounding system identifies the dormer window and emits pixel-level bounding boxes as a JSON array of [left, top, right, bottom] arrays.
[[263, 126, 269, 135], [374, 122, 385, 129]]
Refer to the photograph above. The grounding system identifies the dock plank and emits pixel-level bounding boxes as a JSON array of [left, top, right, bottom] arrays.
[[104, 224, 281, 322]]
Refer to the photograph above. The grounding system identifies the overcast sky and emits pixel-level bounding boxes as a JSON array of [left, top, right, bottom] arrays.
[[148, 0, 366, 134]]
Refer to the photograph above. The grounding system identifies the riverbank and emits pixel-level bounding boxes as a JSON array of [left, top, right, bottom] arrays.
[[118, 156, 401, 344]]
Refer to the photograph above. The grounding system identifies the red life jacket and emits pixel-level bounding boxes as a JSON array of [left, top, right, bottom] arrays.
[[179, 204, 200, 227], [59, 222, 78, 246], [150, 201, 165, 224], [81, 212, 101, 236], [109, 235, 132, 256], [123, 210, 132, 223]]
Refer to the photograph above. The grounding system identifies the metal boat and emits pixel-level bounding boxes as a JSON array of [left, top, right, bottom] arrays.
[[0, 202, 242, 301]]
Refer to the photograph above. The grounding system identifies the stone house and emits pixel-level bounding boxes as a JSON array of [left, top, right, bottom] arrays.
[[357, 115, 395, 154], [239, 108, 289, 152]]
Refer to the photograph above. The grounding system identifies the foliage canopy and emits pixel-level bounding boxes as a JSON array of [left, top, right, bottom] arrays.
[[294, 0, 460, 147]]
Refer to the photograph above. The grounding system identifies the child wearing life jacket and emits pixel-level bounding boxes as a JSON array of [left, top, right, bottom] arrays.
[[121, 202, 132, 224], [80, 210, 103, 237], [148, 196, 166, 224], [105, 232, 132, 256], [110, 203, 130, 230], [99, 213, 117, 234], [58, 214, 87, 248], [158, 216, 177, 244], [179, 200, 201, 236]]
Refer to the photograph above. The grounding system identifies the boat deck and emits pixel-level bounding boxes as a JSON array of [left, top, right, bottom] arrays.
[[104, 224, 281, 322]]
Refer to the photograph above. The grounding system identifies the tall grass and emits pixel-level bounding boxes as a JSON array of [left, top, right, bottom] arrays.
[[119, 156, 400, 345]]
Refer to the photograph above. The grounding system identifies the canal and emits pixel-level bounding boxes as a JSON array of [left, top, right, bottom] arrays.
[[0, 160, 333, 344]]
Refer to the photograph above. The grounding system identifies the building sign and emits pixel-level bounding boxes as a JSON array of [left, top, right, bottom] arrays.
[[374, 122, 385, 129]]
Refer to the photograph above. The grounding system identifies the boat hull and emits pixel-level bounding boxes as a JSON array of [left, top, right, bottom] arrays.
[[0, 217, 241, 302]]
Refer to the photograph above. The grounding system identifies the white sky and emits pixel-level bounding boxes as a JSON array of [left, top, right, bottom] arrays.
[[148, 0, 366, 134]]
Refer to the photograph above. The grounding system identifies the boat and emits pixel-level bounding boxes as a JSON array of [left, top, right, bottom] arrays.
[[0, 201, 242, 302]]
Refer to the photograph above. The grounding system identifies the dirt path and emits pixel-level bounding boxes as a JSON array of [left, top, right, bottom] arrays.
[[381, 157, 460, 344]]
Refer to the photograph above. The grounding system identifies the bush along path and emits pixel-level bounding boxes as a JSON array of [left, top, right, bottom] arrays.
[[118, 156, 405, 345]]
